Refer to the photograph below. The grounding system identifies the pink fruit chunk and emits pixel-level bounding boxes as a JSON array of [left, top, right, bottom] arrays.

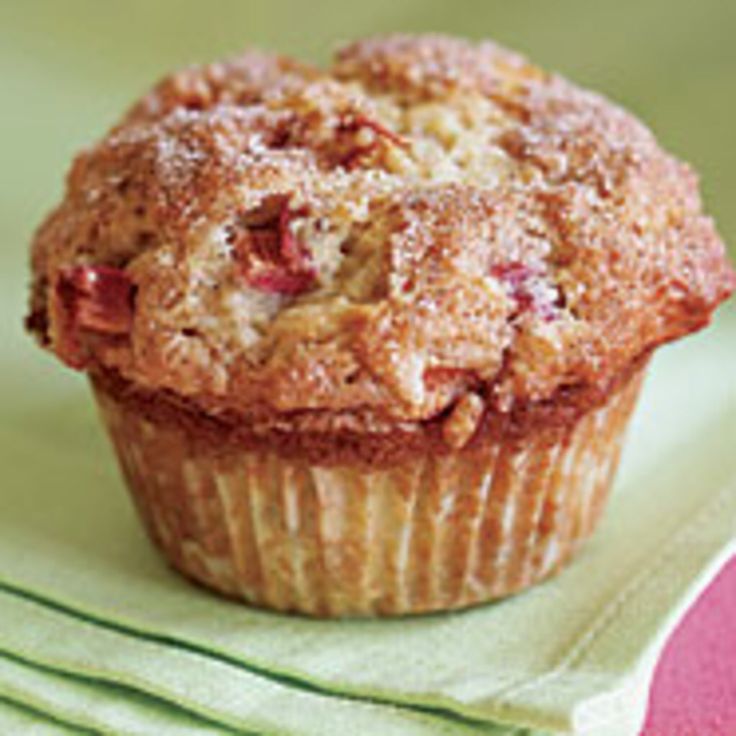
[[232, 194, 317, 296], [53, 265, 135, 367], [490, 261, 559, 321]]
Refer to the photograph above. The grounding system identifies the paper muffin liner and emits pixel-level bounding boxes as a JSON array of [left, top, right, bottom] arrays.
[[90, 367, 645, 617]]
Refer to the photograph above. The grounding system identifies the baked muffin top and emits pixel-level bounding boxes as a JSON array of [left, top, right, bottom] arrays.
[[28, 34, 735, 436]]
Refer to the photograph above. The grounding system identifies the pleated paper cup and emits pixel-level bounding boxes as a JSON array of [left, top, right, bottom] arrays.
[[90, 367, 645, 617]]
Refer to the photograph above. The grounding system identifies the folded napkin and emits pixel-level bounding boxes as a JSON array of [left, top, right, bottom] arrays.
[[1, 306, 734, 735], [0, 694, 79, 735], [0, 591, 515, 735]]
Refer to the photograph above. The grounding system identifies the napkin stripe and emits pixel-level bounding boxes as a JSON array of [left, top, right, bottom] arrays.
[[0, 583, 525, 736], [0, 649, 236, 735], [0, 576, 391, 700], [0, 656, 103, 735], [0, 693, 94, 735], [0, 648, 239, 735]]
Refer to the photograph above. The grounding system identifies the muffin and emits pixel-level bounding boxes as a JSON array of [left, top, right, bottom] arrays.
[[27, 35, 735, 616]]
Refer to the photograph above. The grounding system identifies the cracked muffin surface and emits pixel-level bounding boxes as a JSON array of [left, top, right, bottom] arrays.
[[28, 34, 735, 437]]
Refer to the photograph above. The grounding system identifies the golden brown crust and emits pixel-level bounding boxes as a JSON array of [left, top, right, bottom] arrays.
[[122, 50, 323, 126], [29, 34, 735, 434], [90, 349, 650, 467], [333, 33, 547, 101]]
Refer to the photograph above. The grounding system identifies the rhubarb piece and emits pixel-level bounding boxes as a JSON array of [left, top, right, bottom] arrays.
[[335, 112, 409, 169], [248, 267, 317, 295], [231, 195, 317, 295], [490, 261, 559, 321], [53, 265, 136, 367]]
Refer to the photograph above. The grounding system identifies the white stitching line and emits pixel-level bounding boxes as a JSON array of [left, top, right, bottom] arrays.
[[490, 477, 736, 709]]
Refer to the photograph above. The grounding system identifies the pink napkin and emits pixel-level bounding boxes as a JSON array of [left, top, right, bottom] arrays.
[[642, 556, 736, 735]]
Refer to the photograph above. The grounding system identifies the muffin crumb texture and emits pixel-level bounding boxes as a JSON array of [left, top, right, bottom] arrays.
[[29, 34, 735, 429]]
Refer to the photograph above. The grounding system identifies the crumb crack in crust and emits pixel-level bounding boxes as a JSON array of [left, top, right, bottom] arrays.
[[28, 34, 735, 436]]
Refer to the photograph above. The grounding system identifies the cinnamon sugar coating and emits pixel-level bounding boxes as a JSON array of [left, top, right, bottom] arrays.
[[28, 34, 735, 436]]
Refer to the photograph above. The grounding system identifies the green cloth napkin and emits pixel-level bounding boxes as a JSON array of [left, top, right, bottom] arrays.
[[1, 306, 734, 735], [0, 591, 514, 736], [0, 651, 227, 735], [0, 695, 82, 736]]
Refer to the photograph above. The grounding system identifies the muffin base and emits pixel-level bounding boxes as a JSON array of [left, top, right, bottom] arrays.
[[91, 367, 645, 617]]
